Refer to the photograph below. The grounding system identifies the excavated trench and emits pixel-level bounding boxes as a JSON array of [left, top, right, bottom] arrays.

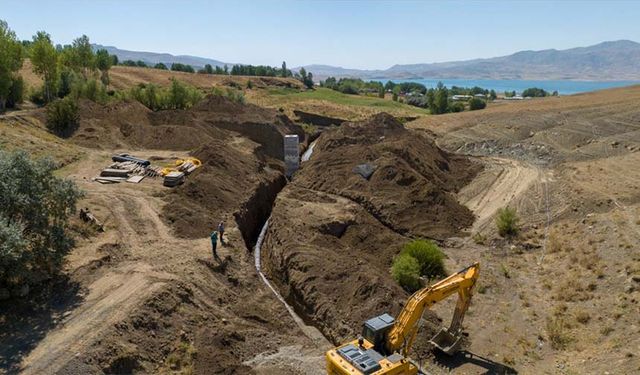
[[231, 139, 330, 349]]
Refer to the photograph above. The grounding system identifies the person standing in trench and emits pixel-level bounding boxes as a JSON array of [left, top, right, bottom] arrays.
[[210, 230, 218, 259], [218, 221, 225, 245]]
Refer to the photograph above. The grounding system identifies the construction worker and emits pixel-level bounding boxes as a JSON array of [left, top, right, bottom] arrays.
[[218, 221, 225, 244], [210, 230, 218, 259]]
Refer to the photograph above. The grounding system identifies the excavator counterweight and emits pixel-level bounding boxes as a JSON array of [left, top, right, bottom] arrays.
[[326, 263, 480, 375]]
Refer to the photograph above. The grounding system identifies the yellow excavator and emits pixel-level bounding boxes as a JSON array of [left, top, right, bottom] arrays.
[[326, 263, 480, 375]]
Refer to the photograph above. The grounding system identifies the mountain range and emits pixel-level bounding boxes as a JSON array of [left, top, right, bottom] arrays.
[[299, 40, 640, 81], [92, 44, 232, 69], [95, 40, 640, 81]]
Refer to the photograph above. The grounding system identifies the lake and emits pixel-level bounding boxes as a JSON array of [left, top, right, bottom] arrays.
[[381, 78, 639, 95]]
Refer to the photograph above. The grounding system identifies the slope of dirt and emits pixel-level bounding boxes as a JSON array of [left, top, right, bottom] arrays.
[[18, 61, 304, 92], [72, 95, 306, 159], [262, 186, 441, 349], [261, 114, 480, 360], [408, 84, 640, 165], [295, 113, 481, 239], [0, 97, 323, 374], [405, 86, 640, 374]]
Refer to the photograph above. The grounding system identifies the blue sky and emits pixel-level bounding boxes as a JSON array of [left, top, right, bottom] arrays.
[[2, 0, 639, 69]]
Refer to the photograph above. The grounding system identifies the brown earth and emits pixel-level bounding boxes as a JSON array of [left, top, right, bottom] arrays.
[[18, 61, 304, 93], [405, 86, 640, 374], [3, 76, 640, 375], [0, 96, 322, 374], [260, 114, 482, 370], [293, 113, 481, 240]]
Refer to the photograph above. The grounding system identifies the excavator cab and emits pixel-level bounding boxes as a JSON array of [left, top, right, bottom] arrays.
[[362, 313, 395, 354]]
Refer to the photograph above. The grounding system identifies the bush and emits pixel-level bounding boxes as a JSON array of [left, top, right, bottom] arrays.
[[546, 317, 571, 350], [391, 254, 421, 292], [57, 70, 76, 98], [6, 75, 24, 108], [522, 87, 548, 98], [167, 79, 202, 109], [46, 97, 79, 136], [495, 206, 519, 237], [211, 87, 245, 104], [0, 150, 82, 295], [29, 86, 47, 106], [468, 97, 487, 110], [123, 80, 203, 111], [79, 79, 108, 104], [448, 101, 465, 113], [400, 239, 446, 279]]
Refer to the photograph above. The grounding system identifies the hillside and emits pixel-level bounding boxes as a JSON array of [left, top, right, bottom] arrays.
[[298, 40, 640, 81], [92, 44, 232, 69]]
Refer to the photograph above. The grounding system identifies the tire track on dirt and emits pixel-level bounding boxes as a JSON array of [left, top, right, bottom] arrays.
[[458, 157, 541, 233], [20, 264, 174, 375]]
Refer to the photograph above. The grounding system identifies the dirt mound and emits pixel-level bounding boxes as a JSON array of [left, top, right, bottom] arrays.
[[67, 96, 306, 240], [295, 113, 481, 239], [72, 96, 305, 159], [162, 138, 284, 239], [262, 186, 441, 348], [261, 113, 479, 354], [191, 95, 306, 159]]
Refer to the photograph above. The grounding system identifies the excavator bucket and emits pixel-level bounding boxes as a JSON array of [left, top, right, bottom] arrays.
[[429, 328, 462, 355]]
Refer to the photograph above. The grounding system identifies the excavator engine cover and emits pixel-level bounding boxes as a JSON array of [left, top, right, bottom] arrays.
[[429, 328, 462, 355], [336, 344, 384, 374]]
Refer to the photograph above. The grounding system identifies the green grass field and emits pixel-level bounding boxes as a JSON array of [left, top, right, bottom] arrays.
[[263, 87, 429, 117]]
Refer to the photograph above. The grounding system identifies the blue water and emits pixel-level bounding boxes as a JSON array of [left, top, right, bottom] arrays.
[[380, 78, 639, 95]]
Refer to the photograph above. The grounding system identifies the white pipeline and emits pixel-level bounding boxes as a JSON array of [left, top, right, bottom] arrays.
[[301, 140, 317, 162], [254, 218, 330, 348]]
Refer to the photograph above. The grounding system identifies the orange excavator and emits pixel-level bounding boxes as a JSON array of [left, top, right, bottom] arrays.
[[326, 263, 480, 375]]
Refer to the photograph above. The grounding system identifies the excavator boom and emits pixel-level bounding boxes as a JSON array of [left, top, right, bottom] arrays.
[[326, 263, 480, 375]]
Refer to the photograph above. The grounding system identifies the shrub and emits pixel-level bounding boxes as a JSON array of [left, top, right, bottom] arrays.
[[448, 101, 465, 113], [79, 79, 108, 104], [0, 150, 82, 295], [400, 239, 447, 279], [496, 206, 519, 237], [29, 86, 47, 106], [211, 86, 245, 104], [522, 87, 548, 97], [6, 75, 24, 108], [468, 97, 487, 110], [472, 232, 487, 245], [46, 97, 79, 136], [391, 254, 421, 292], [546, 317, 571, 350], [123, 80, 203, 111], [58, 69, 76, 98], [167, 79, 202, 109]]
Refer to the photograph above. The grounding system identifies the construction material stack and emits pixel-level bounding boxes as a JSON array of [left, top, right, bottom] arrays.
[[163, 171, 186, 187]]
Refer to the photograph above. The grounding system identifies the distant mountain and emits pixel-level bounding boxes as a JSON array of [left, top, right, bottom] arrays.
[[92, 44, 232, 69], [297, 40, 640, 81]]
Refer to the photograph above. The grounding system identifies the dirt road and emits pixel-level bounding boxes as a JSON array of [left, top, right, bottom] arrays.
[[458, 157, 542, 232]]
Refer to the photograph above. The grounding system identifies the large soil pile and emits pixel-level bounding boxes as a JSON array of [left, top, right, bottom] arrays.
[[294, 113, 481, 239], [262, 113, 479, 347], [72, 96, 305, 158], [70, 96, 306, 240]]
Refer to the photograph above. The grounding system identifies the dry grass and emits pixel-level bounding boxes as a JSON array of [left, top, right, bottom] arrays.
[[546, 316, 572, 350]]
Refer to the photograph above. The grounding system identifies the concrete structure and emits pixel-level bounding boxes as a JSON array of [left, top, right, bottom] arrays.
[[284, 135, 300, 178]]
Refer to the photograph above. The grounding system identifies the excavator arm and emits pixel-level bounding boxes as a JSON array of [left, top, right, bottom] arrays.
[[386, 262, 480, 356], [326, 263, 479, 375]]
